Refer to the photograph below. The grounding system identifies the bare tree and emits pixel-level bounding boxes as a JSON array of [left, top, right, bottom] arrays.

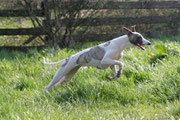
[[19, 0, 101, 48]]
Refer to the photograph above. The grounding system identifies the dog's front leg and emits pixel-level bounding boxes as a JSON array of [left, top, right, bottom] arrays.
[[101, 58, 123, 79], [116, 62, 123, 78], [107, 65, 118, 80]]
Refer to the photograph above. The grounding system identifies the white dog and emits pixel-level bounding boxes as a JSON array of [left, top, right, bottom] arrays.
[[43, 26, 151, 92]]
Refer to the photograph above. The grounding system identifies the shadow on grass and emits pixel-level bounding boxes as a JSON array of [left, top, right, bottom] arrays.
[[0, 48, 43, 61], [44, 82, 138, 106]]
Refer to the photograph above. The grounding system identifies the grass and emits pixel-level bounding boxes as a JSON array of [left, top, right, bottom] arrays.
[[0, 35, 179, 119]]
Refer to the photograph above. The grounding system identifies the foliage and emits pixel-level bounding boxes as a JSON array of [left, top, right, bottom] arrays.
[[0, 35, 179, 119], [149, 43, 179, 65]]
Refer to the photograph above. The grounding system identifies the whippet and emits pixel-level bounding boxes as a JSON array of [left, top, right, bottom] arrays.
[[43, 26, 151, 92]]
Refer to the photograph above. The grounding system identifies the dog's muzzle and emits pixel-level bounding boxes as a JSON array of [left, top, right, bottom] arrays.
[[137, 39, 151, 50]]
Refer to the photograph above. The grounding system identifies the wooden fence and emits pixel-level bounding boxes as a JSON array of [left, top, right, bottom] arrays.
[[0, 1, 180, 47]]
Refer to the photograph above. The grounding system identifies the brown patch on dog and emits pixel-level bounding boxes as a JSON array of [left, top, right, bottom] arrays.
[[76, 52, 91, 64], [89, 46, 105, 60], [76, 46, 105, 64], [62, 58, 69, 67], [103, 41, 111, 47]]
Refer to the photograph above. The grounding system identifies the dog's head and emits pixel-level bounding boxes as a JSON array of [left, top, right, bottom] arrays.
[[123, 26, 151, 50]]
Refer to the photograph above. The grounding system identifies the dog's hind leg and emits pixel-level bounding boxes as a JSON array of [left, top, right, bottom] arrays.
[[44, 67, 66, 92], [54, 66, 81, 87], [44, 64, 80, 93]]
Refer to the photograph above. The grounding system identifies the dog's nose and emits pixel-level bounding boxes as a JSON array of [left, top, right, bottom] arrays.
[[148, 42, 151, 45]]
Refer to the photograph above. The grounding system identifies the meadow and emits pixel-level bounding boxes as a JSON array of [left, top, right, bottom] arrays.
[[0, 35, 179, 119]]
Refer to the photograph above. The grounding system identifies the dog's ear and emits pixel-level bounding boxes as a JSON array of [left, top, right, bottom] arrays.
[[122, 27, 132, 35], [131, 25, 136, 32]]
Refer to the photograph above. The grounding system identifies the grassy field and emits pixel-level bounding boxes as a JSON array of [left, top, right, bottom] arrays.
[[0, 35, 179, 119]]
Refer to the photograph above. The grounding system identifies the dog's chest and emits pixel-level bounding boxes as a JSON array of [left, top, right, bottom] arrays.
[[110, 52, 123, 60], [104, 46, 123, 60], [102, 41, 124, 60]]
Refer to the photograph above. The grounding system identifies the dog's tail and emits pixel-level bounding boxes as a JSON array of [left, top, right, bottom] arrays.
[[43, 57, 65, 65]]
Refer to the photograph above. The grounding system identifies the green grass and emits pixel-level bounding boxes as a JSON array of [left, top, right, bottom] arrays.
[[0, 35, 179, 119]]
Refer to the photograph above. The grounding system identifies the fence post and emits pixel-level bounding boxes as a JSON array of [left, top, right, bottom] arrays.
[[42, 0, 53, 46]]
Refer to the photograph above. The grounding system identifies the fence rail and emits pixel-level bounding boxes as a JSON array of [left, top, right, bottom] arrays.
[[47, 1, 180, 9], [0, 9, 44, 17], [85, 14, 180, 26], [0, 28, 46, 35], [47, 14, 180, 27]]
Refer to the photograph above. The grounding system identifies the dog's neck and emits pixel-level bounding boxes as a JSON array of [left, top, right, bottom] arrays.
[[111, 35, 132, 51]]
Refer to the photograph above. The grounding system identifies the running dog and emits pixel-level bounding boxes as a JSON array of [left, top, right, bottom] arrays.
[[43, 26, 151, 92]]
